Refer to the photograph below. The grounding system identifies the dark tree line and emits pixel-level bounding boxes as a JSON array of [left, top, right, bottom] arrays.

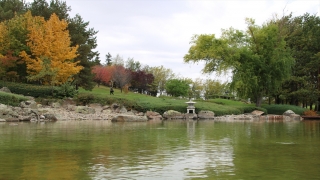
[[275, 13, 320, 110]]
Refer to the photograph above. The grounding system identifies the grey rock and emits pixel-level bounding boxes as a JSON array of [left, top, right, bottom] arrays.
[[19, 116, 31, 121], [111, 114, 148, 122], [283, 110, 295, 116], [119, 106, 127, 113], [20, 100, 37, 108], [75, 106, 95, 114], [198, 110, 215, 119], [146, 111, 162, 120], [44, 114, 58, 121], [163, 110, 184, 120], [6, 117, 19, 122], [0, 87, 11, 93], [51, 102, 61, 108]]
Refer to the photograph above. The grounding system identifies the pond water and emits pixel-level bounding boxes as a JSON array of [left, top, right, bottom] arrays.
[[0, 120, 319, 180]]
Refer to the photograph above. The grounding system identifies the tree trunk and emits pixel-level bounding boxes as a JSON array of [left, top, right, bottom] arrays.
[[255, 96, 263, 107]]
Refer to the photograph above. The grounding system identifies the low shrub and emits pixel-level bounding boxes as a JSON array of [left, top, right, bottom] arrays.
[[0, 81, 53, 97], [303, 110, 318, 116], [0, 91, 28, 106], [262, 104, 307, 115], [53, 82, 78, 98], [75, 94, 95, 105]]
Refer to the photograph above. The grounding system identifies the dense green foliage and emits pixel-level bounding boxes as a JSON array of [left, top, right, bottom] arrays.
[[184, 18, 294, 107], [0, 91, 28, 106], [0, 81, 78, 98], [0, 81, 53, 97], [165, 79, 189, 97], [261, 104, 306, 115], [277, 13, 320, 108]]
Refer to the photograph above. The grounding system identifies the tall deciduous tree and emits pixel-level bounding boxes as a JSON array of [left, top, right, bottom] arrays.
[[148, 65, 175, 96], [203, 79, 228, 99], [27, 0, 100, 90], [125, 58, 141, 72], [0, 11, 33, 81], [112, 54, 124, 66], [20, 13, 82, 85], [184, 18, 294, 107], [92, 65, 111, 87], [112, 65, 131, 92], [165, 78, 189, 97], [130, 70, 154, 94]]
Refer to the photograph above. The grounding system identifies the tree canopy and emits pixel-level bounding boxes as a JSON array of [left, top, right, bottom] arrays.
[[184, 18, 294, 106], [20, 12, 82, 85]]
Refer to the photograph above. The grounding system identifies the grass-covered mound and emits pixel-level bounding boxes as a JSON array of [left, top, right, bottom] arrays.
[[0, 91, 28, 106], [78, 86, 308, 116]]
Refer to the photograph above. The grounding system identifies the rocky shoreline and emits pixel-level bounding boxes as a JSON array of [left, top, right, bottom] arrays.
[[0, 97, 303, 122]]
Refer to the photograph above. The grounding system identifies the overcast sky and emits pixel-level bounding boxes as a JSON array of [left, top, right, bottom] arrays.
[[45, 0, 320, 82]]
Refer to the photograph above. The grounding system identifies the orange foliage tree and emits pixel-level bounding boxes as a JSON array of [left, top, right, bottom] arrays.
[[20, 12, 82, 85], [92, 65, 112, 86]]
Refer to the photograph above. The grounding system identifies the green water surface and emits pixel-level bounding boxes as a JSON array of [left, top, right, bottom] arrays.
[[0, 120, 319, 180]]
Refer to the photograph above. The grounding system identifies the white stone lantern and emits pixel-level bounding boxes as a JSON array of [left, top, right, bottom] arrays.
[[186, 100, 196, 114]]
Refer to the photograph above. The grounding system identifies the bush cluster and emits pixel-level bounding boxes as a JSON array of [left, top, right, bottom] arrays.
[[0, 91, 28, 106], [0, 81, 53, 97], [0, 81, 79, 98], [262, 104, 307, 115]]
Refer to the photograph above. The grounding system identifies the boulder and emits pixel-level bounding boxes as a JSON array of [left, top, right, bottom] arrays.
[[67, 105, 76, 111], [198, 110, 215, 119], [5, 117, 19, 122], [51, 102, 61, 108], [146, 111, 162, 120], [111, 103, 121, 112], [163, 110, 184, 120], [283, 110, 295, 116], [20, 100, 38, 109], [251, 110, 265, 116], [289, 114, 302, 121], [75, 106, 95, 114], [18, 116, 31, 121], [111, 114, 148, 122], [44, 114, 58, 121], [0, 87, 11, 93], [0, 104, 19, 119], [119, 106, 128, 113]]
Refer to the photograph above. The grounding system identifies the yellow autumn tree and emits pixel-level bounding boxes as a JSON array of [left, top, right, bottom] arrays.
[[20, 12, 82, 85]]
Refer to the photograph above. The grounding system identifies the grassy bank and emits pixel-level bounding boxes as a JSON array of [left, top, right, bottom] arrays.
[[0, 83, 307, 116], [0, 91, 28, 106], [78, 86, 308, 116]]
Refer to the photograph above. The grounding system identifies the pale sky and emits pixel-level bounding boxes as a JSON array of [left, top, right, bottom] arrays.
[[30, 0, 320, 82]]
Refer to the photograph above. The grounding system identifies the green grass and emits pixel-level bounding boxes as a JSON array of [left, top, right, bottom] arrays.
[[77, 85, 308, 116], [0, 91, 29, 106]]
